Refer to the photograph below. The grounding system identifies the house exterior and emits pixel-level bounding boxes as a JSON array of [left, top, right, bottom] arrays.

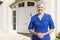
[[9, 0, 56, 33], [11, 0, 38, 33], [9, 0, 56, 40], [0, 0, 60, 40]]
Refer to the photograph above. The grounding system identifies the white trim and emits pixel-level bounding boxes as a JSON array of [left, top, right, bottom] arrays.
[[12, 0, 37, 8]]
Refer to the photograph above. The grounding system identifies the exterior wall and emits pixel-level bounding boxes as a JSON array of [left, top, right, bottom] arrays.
[[56, 0, 60, 33], [0, 4, 3, 33], [0, 0, 15, 33]]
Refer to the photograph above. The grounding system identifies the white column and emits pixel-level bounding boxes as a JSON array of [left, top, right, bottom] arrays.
[[57, 0, 60, 33], [50, 0, 56, 40], [7, 0, 16, 33], [2, 2, 8, 33], [7, 7, 13, 33], [0, 0, 15, 33], [1, 0, 15, 33], [0, 5, 3, 33]]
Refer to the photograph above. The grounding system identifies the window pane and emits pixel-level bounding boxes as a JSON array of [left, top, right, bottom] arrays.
[[27, 2, 35, 6], [13, 18, 16, 23], [13, 24, 16, 30], [13, 10, 16, 16], [13, 10, 16, 30], [18, 2, 24, 7]]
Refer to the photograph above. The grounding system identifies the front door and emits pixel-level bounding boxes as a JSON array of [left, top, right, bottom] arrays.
[[17, 7, 37, 33], [17, 1, 37, 33]]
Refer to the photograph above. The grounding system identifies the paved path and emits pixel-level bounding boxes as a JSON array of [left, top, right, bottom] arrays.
[[0, 33, 31, 40]]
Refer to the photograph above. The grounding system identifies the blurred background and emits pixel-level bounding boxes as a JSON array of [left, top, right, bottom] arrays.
[[0, 0, 60, 40]]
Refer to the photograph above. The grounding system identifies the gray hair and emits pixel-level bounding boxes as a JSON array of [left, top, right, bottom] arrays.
[[36, 1, 46, 9]]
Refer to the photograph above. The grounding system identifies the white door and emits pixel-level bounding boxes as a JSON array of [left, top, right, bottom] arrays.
[[25, 7, 37, 33], [17, 1, 37, 33], [17, 7, 37, 33]]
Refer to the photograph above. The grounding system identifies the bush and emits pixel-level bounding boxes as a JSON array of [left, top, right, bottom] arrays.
[[55, 38, 59, 40], [55, 32, 60, 40]]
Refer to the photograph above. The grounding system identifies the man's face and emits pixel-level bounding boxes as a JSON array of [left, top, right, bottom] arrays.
[[37, 4, 45, 14]]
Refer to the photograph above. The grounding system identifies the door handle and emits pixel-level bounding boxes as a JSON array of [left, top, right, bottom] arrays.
[[30, 13, 32, 16], [24, 23, 28, 25]]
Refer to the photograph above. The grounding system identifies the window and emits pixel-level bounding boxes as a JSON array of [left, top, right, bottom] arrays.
[[13, 10, 16, 30], [18, 2, 24, 7], [27, 2, 35, 6]]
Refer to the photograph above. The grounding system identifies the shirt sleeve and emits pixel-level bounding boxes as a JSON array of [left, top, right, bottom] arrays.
[[28, 17, 35, 30], [48, 15, 55, 29]]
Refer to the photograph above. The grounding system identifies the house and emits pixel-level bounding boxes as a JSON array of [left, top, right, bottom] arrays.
[[10, 0, 38, 33], [9, 0, 56, 33], [9, 0, 56, 40], [0, 0, 60, 40]]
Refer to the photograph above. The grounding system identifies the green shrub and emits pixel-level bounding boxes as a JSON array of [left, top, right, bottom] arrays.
[[55, 32, 60, 40], [55, 38, 59, 40]]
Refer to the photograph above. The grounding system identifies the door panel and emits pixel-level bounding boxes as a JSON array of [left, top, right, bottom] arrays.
[[17, 7, 37, 33]]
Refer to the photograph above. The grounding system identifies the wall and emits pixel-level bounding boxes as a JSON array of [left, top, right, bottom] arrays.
[[57, 0, 60, 33], [0, 4, 3, 33]]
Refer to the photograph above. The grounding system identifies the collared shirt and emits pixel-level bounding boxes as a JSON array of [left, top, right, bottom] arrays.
[[28, 13, 55, 40]]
